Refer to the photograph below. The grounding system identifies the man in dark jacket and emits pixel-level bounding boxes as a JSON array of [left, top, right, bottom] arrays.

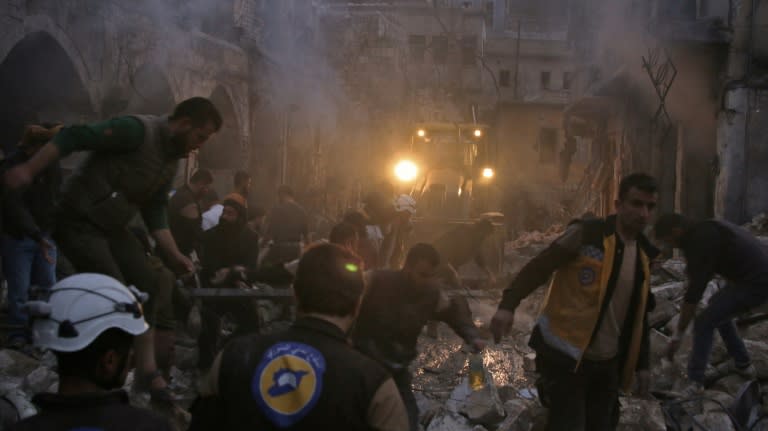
[[189, 244, 408, 430], [4, 97, 222, 400], [1, 124, 62, 348], [198, 195, 261, 368], [656, 214, 768, 396], [490, 173, 659, 431], [200, 195, 259, 283], [168, 168, 213, 257], [353, 243, 486, 431]]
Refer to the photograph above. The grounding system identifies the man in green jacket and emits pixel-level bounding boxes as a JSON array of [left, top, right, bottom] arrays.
[[4, 97, 222, 400]]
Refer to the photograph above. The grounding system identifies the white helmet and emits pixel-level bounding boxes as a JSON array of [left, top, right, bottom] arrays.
[[394, 194, 417, 214], [26, 273, 149, 352]]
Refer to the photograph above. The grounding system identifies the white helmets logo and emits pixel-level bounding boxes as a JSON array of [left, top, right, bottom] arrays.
[[394, 194, 417, 215], [27, 273, 148, 352]]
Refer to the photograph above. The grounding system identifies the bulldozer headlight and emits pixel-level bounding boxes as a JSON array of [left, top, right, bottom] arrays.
[[394, 159, 419, 182], [482, 167, 495, 179], [474, 129, 483, 138], [417, 129, 426, 138]]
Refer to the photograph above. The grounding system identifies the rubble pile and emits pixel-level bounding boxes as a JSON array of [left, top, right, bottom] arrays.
[[413, 229, 768, 431], [505, 225, 565, 253], [743, 213, 768, 235], [4, 225, 768, 430]]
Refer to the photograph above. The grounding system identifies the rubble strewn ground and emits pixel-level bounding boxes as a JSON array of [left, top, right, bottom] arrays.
[[3, 220, 768, 430]]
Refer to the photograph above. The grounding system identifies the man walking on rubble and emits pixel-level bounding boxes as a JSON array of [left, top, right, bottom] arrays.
[[490, 173, 660, 431], [4, 97, 222, 401], [189, 244, 409, 430], [353, 243, 486, 431], [655, 213, 768, 396]]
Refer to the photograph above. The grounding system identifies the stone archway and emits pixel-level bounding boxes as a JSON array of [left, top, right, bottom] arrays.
[[196, 85, 244, 195], [102, 63, 178, 117], [0, 31, 94, 155]]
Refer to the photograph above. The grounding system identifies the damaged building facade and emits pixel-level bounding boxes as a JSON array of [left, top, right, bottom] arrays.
[[482, 0, 582, 233], [0, 0, 253, 196], [567, 0, 768, 223]]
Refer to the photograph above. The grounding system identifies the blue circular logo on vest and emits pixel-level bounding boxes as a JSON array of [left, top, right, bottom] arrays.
[[579, 267, 596, 285], [252, 342, 326, 427]]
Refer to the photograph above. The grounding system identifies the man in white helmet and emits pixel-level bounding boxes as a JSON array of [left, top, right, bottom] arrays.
[[10, 273, 172, 431]]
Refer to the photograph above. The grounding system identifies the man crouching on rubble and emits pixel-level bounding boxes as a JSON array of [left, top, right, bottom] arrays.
[[655, 213, 768, 397], [490, 173, 660, 431]]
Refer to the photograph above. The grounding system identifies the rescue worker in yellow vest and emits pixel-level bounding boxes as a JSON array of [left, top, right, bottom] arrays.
[[490, 173, 660, 431], [4, 97, 222, 402]]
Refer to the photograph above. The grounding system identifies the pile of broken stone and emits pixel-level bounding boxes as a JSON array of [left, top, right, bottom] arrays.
[[3, 217, 768, 431]]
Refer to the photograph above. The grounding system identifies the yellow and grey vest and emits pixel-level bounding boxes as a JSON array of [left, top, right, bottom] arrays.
[[536, 230, 651, 390], [60, 115, 178, 231]]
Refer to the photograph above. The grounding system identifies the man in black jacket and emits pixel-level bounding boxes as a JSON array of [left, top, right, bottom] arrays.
[[353, 243, 485, 431], [190, 244, 408, 430], [1, 124, 62, 348], [200, 195, 259, 283], [490, 173, 659, 431], [656, 214, 768, 396]]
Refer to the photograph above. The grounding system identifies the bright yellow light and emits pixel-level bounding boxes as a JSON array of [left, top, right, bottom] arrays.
[[394, 159, 419, 182], [482, 167, 495, 179], [474, 129, 483, 138], [417, 129, 426, 137]]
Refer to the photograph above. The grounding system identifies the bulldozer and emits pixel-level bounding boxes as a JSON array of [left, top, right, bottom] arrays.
[[391, 123, 506, 283]]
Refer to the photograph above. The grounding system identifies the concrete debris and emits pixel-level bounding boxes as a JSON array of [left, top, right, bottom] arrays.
[[445, 377, 473, 413], [659, 259, 687, 280], [415, 392, 443, 426], [651, 281, 685, 301], [425, 411, 474, 431], [701, 390, 735, 414], [522, 353, 536, 372], [692, 412, 737, 431], [617, 397, 666, 431], [21, 367, 58, 395], [743, 340, 768, 379], [506, 225, 564, 252], [0, 349, 40, 379], [459, 385, 506, 427], [712, 374, 751, 395], [744, 213, 768, 235], [495, 399, 547, 431], [648, 296, 678, 328]]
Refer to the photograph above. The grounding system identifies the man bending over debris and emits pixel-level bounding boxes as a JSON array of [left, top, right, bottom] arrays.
[[4, 97, 222, 402], [353, 243, 486, 431], [490, 173, 660, 431], [655, 213, 768, 396]]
